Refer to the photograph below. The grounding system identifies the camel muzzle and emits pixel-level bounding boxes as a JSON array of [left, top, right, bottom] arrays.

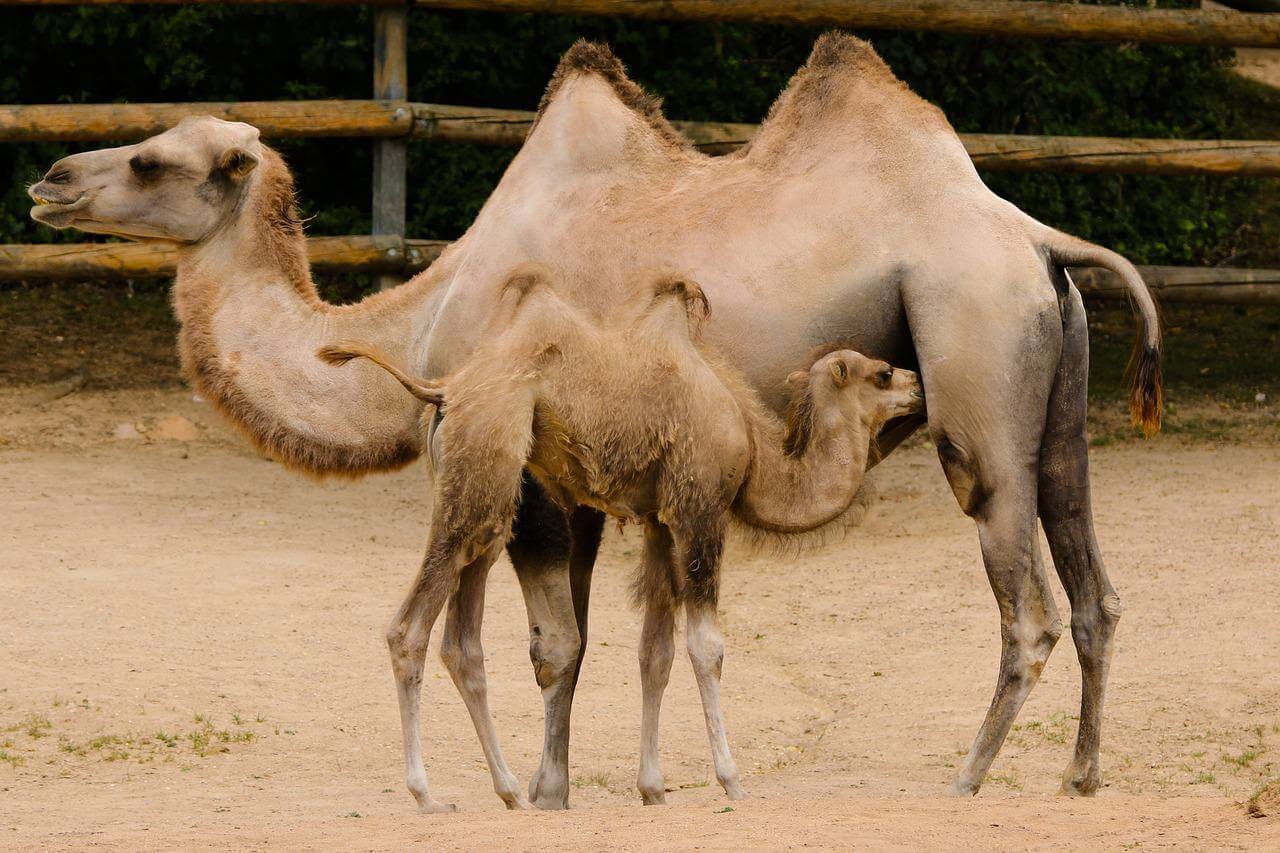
[[28, 184, 89, 227]]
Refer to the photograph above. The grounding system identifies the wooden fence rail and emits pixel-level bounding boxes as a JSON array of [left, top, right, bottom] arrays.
[[0, 237, 447, 280], [3, 239, 1277, 304], [7, 101, 1280, 177], [5, 0, 1280, 48]]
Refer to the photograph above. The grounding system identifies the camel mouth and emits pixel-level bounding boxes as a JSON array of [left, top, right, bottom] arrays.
[[28, 192, 90, 227]]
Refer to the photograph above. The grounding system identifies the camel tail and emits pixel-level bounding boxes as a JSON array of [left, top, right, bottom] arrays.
[[316, 341, 444, 407], [1041, 231, 1163, 436]]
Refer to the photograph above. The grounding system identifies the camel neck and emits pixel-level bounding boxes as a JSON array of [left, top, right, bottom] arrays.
[[734, 407, 873, 535], [170, 166, 445, 478]]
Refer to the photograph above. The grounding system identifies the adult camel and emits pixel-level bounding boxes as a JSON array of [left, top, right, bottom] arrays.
[[28, 33, 1159, 811]]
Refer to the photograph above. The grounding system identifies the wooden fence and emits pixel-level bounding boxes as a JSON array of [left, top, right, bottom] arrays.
[[3, 0, 1279, 303]]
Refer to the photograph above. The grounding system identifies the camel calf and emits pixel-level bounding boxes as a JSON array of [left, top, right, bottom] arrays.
[[320, 265, 922, 811]]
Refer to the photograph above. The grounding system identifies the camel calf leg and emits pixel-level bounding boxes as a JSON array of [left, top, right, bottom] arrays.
[[636, 522, 677, 805], [685, 600, 745, 800], [676, 526, 746, 801], [390, 391, 534, 813], [386, 541, 468, 814], [439, 551, 530, 809]]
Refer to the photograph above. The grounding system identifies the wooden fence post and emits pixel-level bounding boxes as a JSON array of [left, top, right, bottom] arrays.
[[372, 2, 408, 290]]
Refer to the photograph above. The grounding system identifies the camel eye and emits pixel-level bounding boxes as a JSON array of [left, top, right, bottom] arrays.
[[129, 155, 160, 176], [875, 368, 893, 388]]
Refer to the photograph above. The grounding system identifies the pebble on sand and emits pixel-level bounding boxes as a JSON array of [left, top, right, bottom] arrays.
[[153, 415, 200, 441]]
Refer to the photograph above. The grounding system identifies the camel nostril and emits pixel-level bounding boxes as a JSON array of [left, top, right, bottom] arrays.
[[44, 168, 72, 185]]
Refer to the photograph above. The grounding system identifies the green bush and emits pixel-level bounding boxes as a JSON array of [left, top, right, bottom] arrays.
[[2, 2, 1275, 276]]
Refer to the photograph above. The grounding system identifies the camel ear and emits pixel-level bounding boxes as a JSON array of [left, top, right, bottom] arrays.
[[829, 357, 849, 387], [217, 146, 260, 181], [786, 370, 808, 387]]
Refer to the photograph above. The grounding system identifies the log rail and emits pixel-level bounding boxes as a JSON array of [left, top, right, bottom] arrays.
[[6, 101, 1280, 178], [3, 240, 1276, 304]]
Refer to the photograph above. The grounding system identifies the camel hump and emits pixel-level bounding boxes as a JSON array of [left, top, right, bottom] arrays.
[[750, 31, 957, 164], [806, 31, 890, 74], [535, 39, 692, 156]]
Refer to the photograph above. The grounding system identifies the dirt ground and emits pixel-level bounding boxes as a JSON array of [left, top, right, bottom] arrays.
[[1, 386, 1278, 851]]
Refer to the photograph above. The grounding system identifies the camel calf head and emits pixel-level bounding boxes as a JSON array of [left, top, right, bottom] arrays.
[[28, 116, 265, 242], [785, 350, 923, 456]]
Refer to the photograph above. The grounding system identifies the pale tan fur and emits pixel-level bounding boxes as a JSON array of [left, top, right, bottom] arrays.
[[28, 31, 1157, 809]]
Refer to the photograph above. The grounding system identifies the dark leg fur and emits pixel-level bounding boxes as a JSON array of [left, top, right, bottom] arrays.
[[1039, 285, 1121, 796], [509, 476, 604, 810]]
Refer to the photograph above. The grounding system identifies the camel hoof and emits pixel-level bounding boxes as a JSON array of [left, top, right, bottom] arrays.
[[724, 785, 748, 801], [528, 767, 543, 803], [640, 790, 667, 806], [503, 795, 535, 811], [1059, 776, 1100, 797], [417, 799, 458, 815], [947, 779, 980, 797], [532, 793, 569, 810]]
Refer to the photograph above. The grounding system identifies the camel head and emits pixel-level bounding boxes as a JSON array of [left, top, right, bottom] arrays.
[[28, 116, 263, 243], [786, 350, 923, 449]]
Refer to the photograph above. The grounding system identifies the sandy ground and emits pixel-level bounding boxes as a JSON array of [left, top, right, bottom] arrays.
[[1, 387, 1278, 850]]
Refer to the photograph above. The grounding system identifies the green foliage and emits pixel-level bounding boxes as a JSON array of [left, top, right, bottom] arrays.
[[2, 1, 1276, 274]]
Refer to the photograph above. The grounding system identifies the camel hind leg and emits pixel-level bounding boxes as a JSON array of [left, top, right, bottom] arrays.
[[1038, 283, 1121, 796], [509, 480, 605, 811], [388, 390, 534, 813], [905, 272, 1065, 795], [439, 547, 530, 810]]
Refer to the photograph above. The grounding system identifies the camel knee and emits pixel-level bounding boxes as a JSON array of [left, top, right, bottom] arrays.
[[936, 436, 986, 516], [386, 622, 427, 672], [1070, 592, 1121, 658], [439, 631, 485, 690], [686, 625, 724, 679], [1006, 618, 1061, 683], [529, 625, 580, 690], [640, 642, 675, 688]]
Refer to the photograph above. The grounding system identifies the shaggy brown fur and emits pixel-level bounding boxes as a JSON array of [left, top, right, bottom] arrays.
[[175, 147, 425, 477], [323, 267, 920, 568], [323, 264, 922, 805]]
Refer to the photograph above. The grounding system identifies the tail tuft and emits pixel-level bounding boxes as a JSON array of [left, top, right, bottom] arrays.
[[1041, 228, 1163, 437], [1129, 341, 1163, 438]]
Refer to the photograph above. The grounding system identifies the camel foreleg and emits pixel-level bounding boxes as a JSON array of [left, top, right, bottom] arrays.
[[676, 525, 746, 801], [509, 481, 604, 810], [636, 522, 677, 805]]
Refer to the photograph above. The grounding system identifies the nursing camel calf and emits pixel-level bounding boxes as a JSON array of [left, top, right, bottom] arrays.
[[320, 268, 923, 809]]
